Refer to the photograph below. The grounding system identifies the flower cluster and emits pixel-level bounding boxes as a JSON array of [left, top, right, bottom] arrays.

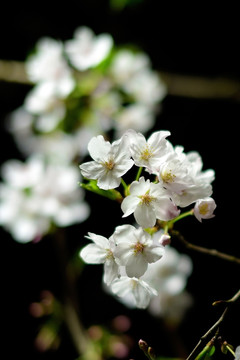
[[0, 155, 89, 243], [1, 26, 166, 243], [8, 26, 166, 163], [79, 129, 216, 309]]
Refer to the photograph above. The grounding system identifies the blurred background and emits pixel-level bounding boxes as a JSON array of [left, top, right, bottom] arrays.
[[1, 1, 240, 359]]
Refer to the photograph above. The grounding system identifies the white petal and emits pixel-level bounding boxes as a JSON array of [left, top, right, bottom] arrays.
[[97, 171, 121, 190], [126, 254, 148, 278], [132, 279, 157, 308], [80, 243, 106, 264], [111, 277, 132, 297], [103, 259, 119, 285], [79, 161, 105, 179], [86, 233, 110, 248], [144, 245, 165, 263], [121, 195, 139, 217], [88, 135, 111, 162], [134, 204, 156, 228]]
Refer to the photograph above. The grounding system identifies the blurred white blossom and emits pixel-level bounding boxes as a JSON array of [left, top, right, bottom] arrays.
[[0, 155, 89, 243], [26, 37, 75, 96], [235, 346, 240, 360], [65, 26, 113, 71]]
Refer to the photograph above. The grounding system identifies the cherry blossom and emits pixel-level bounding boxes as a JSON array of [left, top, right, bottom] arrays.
[[80, 232, 119, 285], [121, 177, 180, 228], [0, 155, 89, 243], [65, 26, 113, 71], [25, 37, 75, 97], [113, 224, 165, 278], [79, 134, 134, 190], [193, 197, 216, 222], [125, 129, 171, 171], [110, 276, 158, 309]]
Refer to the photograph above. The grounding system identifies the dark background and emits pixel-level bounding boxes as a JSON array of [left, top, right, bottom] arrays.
[[1, 1, 240, 359]]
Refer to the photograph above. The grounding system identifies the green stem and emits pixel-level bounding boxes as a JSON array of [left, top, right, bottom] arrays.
[[163, 209, 194, 234], [121, 178, 129, 196], [226, 345, 235, 357], [136, 167, 143, 181], [168, 209, 194, 226]]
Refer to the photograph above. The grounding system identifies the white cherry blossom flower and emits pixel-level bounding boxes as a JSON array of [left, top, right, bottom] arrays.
[[26, 37, 75, 97], [0, 155, 89, 243], [110, 276, 158, 309], [125, 129, 171, 171], [114, 104, 155, 137], [193, 197, 216, 222], [123, 69, 167, 106], [156, 146, 215, 207], [121, 177, 180, 228], [79, 135, 134, 190], [65, 26, 113, 71], [110, 49, 151, 85], [80, 232, 118, 285], [24, 83, 66, 132], [113, 224, 165, 278]]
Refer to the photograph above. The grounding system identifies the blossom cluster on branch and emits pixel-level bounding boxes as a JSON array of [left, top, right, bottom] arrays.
[[0, 26, 166, 243], [79, 129, 216, 310]]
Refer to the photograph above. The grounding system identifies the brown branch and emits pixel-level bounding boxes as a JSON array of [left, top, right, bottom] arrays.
[[186, 289, 240, 360], [171, 230, 240, 265], [1, 59, 240, 101]]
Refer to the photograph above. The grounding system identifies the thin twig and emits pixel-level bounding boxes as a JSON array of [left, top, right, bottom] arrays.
[[171, 230, 240, 265], [186, 289, 240, 360]]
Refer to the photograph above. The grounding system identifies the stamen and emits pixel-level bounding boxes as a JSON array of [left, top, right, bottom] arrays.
[[140, 146, 153, 161], [133, 241, 145, 254], [199, 203, 209, 215], [104, 159, 115, 170], [161, 170, 176, 183], [106, 249, 114, 259], [139, 192, 154, 205]]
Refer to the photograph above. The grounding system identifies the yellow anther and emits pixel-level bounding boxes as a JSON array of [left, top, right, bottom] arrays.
[[199, 203, 209, 215], [140, 146, 153, 161], [104, 159, 115, 170], [161, 170, 176, 183], [133, 241, 145, 254], [139, 192, 154, 205]]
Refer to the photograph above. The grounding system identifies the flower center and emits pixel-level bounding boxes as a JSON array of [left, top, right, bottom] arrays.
[[104, 158, 115, 170], [106, 248, 114, 259], [199, 203, 209, 215], [160, 169, 176, 183], [139, 192, 154, 205], [140, 146, 153, 161], [133, 241, 145, 254]]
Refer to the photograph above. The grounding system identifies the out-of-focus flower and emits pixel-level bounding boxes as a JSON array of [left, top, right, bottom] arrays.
[[121, 177, 179, 228], [111, 276, 158, 309], [65, 26, 113, 71], [193, 197, 216, 222], [79, 134, 134, 190], [235, 346, 240, 360], [24, 83, 66, 132], [142, 242, 193, 325], [26, 37, 75, 96], [0, 155, 89, 243]]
